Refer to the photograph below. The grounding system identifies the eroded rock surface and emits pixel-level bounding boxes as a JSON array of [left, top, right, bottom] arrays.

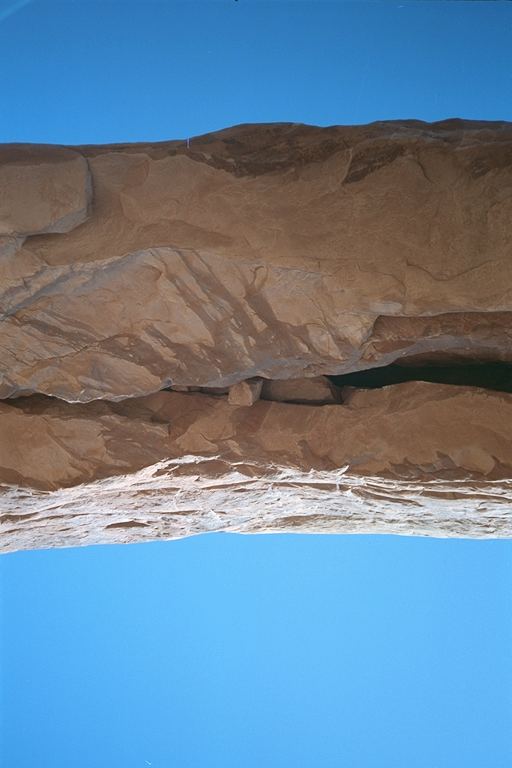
[[228, 378, 263, 406], [2, 385, 512, 551], [3, 385, 512, 490], [261, 375, 341, 404], [0, 145, 91, 238], [2, 119, 512, 402], [1, 120, 512, 551]]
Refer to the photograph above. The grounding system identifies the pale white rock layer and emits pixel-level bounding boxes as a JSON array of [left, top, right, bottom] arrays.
[[3, 457, 511, 554]]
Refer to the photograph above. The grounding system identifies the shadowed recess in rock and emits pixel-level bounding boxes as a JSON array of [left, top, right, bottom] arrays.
[[329, 361, 512, 393]]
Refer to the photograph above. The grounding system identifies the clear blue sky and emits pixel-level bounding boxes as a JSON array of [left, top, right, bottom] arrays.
[[1, 2, 511, 767]]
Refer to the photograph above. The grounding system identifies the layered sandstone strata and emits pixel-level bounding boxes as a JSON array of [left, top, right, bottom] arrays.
[[1, 120, 512, 551]]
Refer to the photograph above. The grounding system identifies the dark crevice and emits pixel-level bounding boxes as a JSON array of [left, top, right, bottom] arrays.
[[328, 362, 512, 393], [3, 362, 512, 414], [105, 520, 149, 529]]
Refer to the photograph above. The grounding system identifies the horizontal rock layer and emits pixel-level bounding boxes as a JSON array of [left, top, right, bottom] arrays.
[[4, 460, 511, 553], [1, 119, 512, 549], [1, 119, 512, 401], [2, 384, 512, 551]]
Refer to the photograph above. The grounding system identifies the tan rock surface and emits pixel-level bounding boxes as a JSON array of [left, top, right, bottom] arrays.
[[0, 145, 91, 238], [3, 384, 512, 488], [228, 378, 263, 406], [260, 376, 342, 404], [1, 120, 512, 550], [2, 385, 512, 551], [1, 120, 512, 401]]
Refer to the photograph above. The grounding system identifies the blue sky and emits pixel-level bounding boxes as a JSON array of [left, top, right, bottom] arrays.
[[1, 0, 512, 143], [1, 2, 512, 767]]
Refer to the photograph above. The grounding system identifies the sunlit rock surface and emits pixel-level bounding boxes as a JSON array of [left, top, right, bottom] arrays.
[[0, 145, 91, 239], [1, 120, 512, 551]]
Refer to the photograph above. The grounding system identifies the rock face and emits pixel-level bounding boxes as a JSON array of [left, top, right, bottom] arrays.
[[0, 145, 91, 239], [228, 378, 263, 406], [1, 119, 512, 551], [260, 376, 342, 404]]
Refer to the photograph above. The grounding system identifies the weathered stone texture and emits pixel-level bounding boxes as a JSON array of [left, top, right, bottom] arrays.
[[260, 376, 342, 404], [1, 120, 512, 551], [1, 120, 511, 402], [228, 378, 263, 406], [0, 145, 91, 238]]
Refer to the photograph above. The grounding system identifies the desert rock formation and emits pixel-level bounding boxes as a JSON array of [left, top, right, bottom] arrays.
[[1, 120, 512, 551]]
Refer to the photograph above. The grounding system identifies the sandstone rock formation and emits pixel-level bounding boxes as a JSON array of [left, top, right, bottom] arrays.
[[260, 375, 342, 404], [1, 119, 512, 551], [228, 378, 263, 406]]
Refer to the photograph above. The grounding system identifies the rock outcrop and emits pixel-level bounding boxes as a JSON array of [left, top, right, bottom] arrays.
[[1, 119, 512, 551], [260, 375, 342, 404]]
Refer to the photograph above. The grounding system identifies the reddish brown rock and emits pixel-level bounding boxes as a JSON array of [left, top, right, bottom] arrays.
[[1, 120, 512, 550], [1, 385, 512, 552], [228, 378, 263, 406], [1, 120, 511, 402], [260, 376, 342, 404], [0, 144, 91, 238]]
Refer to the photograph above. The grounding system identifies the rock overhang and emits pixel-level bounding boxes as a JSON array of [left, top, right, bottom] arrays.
[[1, 119, 512, 550]]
